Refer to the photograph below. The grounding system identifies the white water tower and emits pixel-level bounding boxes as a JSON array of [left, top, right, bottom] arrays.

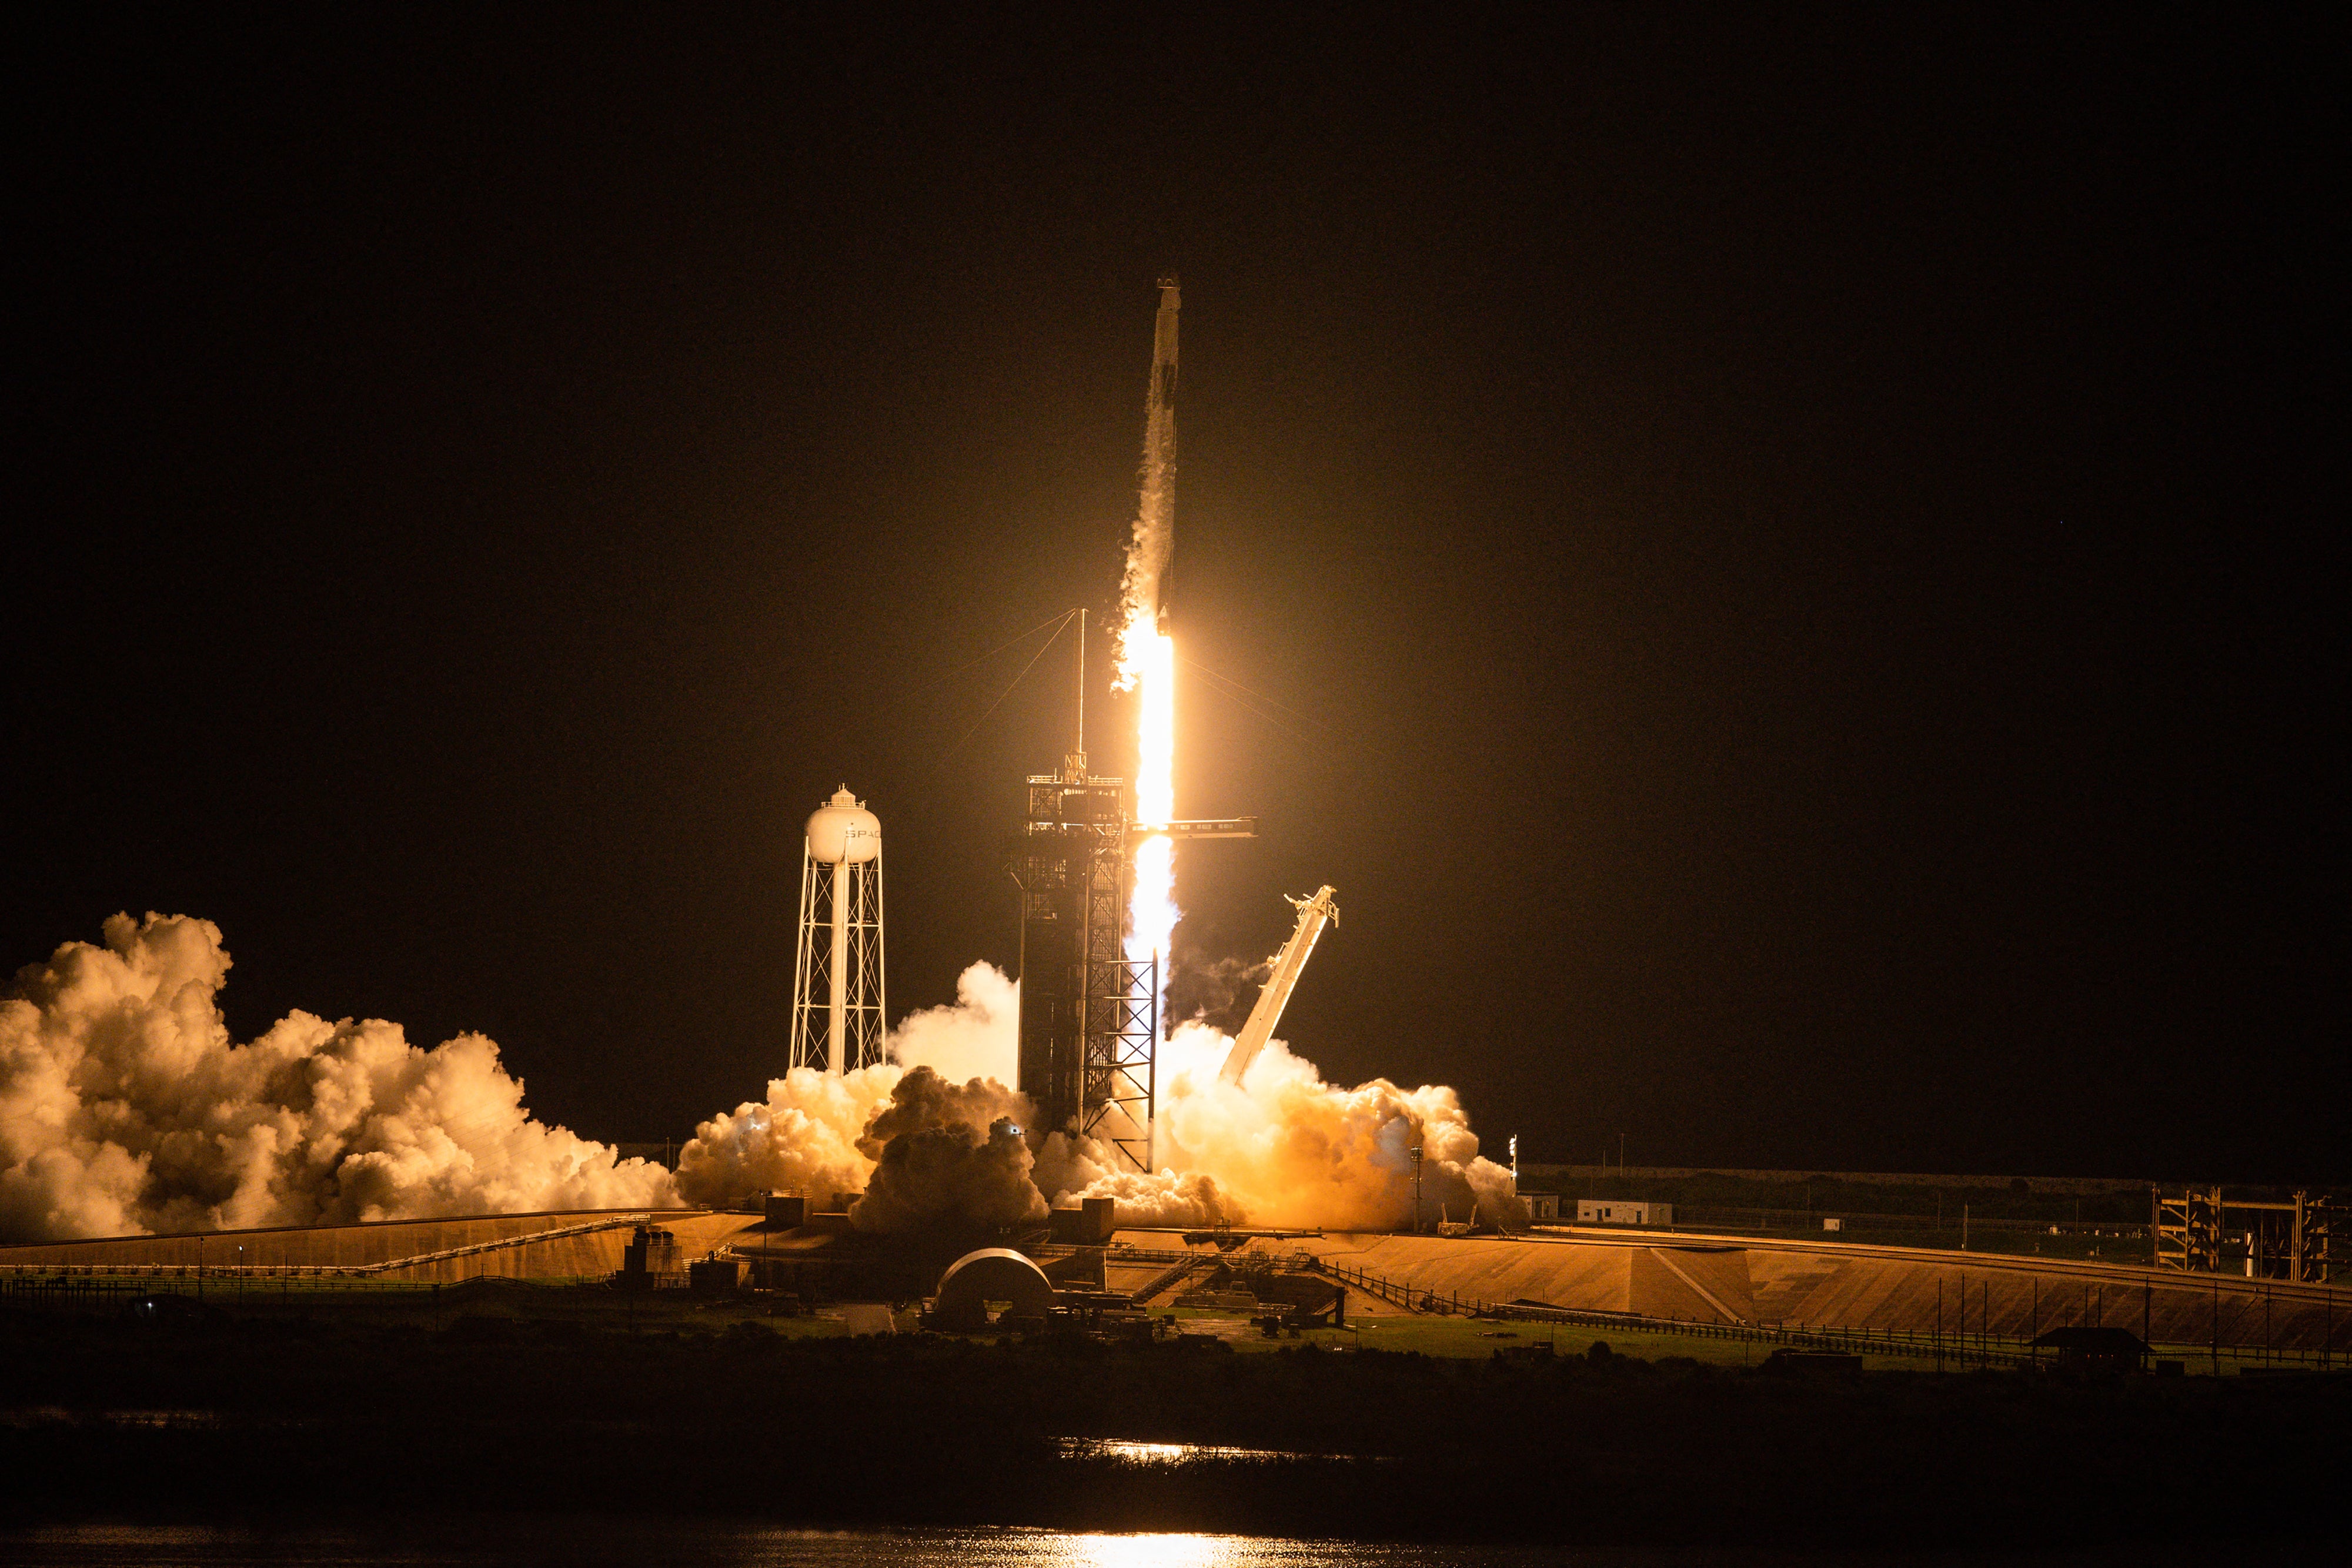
[[790, 786, 885, 1073]]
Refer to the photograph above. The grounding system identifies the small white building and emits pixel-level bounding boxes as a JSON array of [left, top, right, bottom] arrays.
[[1519, 1191, 1562, 1223], [1578, 1199, 1673, 1226]]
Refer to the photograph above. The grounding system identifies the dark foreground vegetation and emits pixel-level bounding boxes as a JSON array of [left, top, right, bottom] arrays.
[[1, 1289, 2338, 1549]]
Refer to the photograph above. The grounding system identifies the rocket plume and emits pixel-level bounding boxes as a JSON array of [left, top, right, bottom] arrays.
[[680, 954, 1519, 1234], [1122, 277, 1180, 640], [6, 266, 1529, 1249], [1117, 278, 1182, 969], [5, 920, 1519, 1239], [1123, 628, 1177, 962], [673, 962, 1034, 1228], [1037, 1021, 1523, 1232]]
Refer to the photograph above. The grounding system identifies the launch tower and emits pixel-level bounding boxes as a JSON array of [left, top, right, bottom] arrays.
[[791, 787, 886, 1073], [1011, 747, 1157, 1167], [1010, 626, 1254, 1166], [1014, 279, 1252, 1169]]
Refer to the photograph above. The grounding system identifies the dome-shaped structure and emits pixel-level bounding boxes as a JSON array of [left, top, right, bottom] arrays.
[[929, 1247, 1055, 1332], [806, 787, 881, 864]]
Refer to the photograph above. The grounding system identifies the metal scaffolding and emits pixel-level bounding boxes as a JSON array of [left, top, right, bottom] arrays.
[[2154, 1186, 2340, 1282], [1011, 753, 1153, 1168], [789, 835, 886, 1073]]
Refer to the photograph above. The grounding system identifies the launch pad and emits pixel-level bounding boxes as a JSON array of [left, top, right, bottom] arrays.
[[1011, 750, 1157, 1168], [1009, 743, 1254, 1169]]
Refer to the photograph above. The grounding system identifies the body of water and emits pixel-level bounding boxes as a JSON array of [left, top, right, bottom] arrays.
[[0, 1520, 2246, 1567], [0, 1524, 1555, 1567]]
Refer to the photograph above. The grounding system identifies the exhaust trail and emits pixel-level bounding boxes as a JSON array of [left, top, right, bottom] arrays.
[[1117, 279, 1182, 967]]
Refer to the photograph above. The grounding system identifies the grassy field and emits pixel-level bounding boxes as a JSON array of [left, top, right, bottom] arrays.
[[25, 1272, 2332, 1376], [1165, 1305, 2332, 1376]]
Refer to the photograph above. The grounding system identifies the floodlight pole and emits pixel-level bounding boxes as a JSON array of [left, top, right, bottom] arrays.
[[1411, 1143, 1424, 1235]]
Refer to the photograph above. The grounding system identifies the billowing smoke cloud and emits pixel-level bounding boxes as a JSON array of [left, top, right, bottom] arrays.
[[0, 914, 676, 1243], [887, 961, 1018, 1085], [670, 1063, 898, 1209], [669, 962, 1024, 1216], [1037, 1022, 1524, 1232], [635, 948, 1526, 1235], [1163, 945, 1271, 1037], [9, 921, 1522, 1244], [1034, 1146, 1238, 1228], [851, 1066, 1044, 1233]]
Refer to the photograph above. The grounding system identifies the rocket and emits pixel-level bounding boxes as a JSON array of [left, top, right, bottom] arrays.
[[1130, 277, 1180, 634]]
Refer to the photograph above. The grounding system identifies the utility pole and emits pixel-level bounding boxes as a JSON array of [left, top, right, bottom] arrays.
[[1411, 1142, 1425, 1235]]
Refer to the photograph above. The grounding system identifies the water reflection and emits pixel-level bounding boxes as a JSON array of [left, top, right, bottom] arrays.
[[0, 1522, 2156, 1565], [1050, 1438, 1396, 1466], [0, 1523, 1559, 1567]]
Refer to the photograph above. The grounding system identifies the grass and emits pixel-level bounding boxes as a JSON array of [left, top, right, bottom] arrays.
[[57, 1275, 2336, 1374], [1167, 1306, 2338, 1377]]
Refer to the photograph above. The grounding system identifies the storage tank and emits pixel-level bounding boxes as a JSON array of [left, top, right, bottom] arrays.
[[805, 788, 881, 864], [792, 787, 886, 1074]]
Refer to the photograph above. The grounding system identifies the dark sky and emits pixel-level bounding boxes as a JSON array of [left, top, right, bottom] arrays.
[[9, 10, 2337, 1182]]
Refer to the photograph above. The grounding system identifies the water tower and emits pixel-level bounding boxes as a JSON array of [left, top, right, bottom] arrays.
[[790, 786, 885, 1073]]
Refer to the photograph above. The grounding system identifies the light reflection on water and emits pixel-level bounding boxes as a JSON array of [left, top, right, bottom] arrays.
[[0, 1523, 2186, 1566], [0, 1524, 1562, 1567], [1051, 1438, 1399, 1466]]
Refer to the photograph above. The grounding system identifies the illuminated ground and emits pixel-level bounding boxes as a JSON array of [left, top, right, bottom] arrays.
[[6, 1211, 2338, 1361]]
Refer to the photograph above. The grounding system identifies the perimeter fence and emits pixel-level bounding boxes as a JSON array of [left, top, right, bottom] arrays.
[[1305, 1258, 2343, 1372]]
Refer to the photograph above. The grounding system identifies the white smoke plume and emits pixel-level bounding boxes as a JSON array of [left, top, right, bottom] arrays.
[[0, 914, 677, 1243], [1036, 1022, 1525, 1232], [670, 1062, 898, 1209], [886, 961, 1018, 1084], [8, 920, 1522, 1243], [669, 961, 1023, 1213], [850, 1066, 1044, 1233]]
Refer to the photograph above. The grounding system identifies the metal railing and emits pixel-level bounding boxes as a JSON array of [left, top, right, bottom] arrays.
[[0, 1215, 644, 1281], [1313, 1259, 2036, 1368], [1307, 1259, 2348, 1371]]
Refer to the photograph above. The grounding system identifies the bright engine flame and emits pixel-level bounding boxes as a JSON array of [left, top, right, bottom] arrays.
[[1117, 616, 1177, 965]]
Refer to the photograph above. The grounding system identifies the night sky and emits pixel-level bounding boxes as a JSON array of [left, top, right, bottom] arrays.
[[11, 11, 2336, 1183]]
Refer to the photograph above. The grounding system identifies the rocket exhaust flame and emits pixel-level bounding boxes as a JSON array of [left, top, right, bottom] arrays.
[[1117, 278, 1182, 974], [1122, 628, 1177, 965], [2, 918, 1519, 1240], [1, 280, 1523, 1245]]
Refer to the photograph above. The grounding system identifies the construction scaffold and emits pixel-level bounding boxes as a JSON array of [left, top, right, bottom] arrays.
[[2153, 1186, 2340, 1282]]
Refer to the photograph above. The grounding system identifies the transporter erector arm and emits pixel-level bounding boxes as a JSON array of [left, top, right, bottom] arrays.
[[1218, 886, 1341, 1085]]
